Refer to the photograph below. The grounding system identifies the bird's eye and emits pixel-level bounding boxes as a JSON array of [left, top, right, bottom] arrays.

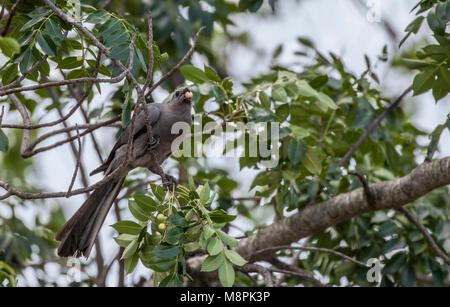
[[175, 91, 180, 97]]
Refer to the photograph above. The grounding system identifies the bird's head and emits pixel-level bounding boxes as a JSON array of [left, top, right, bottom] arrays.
[[172, 87, 193, 104]]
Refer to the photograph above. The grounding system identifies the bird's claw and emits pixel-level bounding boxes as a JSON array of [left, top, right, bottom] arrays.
[[146, 136, 159, 151], [162, 174, 177, 188]]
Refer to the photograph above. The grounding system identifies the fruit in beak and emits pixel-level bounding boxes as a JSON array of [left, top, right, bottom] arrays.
[[184, 91, 193, 99]]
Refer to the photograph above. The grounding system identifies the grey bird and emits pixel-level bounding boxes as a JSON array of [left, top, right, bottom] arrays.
[[55, 87, 193, 258]]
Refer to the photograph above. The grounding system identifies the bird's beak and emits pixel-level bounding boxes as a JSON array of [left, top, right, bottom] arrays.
[[183, 89, 193, 102]]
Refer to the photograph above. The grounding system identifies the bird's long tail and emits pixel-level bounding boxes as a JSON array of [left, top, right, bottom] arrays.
[[55, 176, 126, 258]]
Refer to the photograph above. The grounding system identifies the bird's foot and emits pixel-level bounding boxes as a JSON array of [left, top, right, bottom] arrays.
[[146, 136, 160, 151], [162, 174, 178, 188]]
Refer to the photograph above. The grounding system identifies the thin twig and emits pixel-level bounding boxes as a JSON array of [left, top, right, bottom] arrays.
[[145, 26, 206, 99], [398, 207, 450, 266], [0, 0, 23, 36], [66, 124, 82, 197], [348, 170, 374, 207], [238, 263, 274, 287], [339, 85, 413, 166], [0, 163, 126, 200], [250, 245, 370, 268], [0, 61, 131, 96], [269, 257, 326, 287]]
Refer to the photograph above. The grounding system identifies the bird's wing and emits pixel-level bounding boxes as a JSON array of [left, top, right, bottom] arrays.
[[114, 104, 162, 148], [89, 104, 161, 176]]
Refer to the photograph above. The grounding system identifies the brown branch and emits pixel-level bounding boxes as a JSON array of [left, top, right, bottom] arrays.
[[268, 257, 326, 287], [234, 157, 450, 262], [0, 163, 126, 200], [0, 0, 23, 36], [0, 105, 4, 124], [238, 263, 274, 287], [66, 124, 82, 197], [0, 53, 132, 97], [339, 85, 413, 166], [348, 170, 374, 207], [250, 245, 370, 268], [0, 56, 48, 92], [142, 10, 154, 95], [22, 117, 120, 158], [145, 26, 206, 99], [398, 207, 450, 266]]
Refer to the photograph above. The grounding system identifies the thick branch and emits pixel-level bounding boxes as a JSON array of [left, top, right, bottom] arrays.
[[237, 157, 450, 262]]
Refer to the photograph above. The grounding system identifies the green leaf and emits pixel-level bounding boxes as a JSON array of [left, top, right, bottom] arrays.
[[207, 236, 223, 256], [147, 256, 177, 272], [111, 220, 143, 235], [316, 92, 338, 111], [413, 67, 438, 96], [66, 69, 87, 80], [288, 139, 307, 165], [45, 19, 64, 46], [164, 225, 185, 245], [114, 234, 137, 247], [134, 194, 158, 213], [296, 80, 318, 97], [426, 124, 445, 161], [302, 147, 323, 175], [152, 245, 181, 259], [218, 259, 235, 287], [2, 65, 18, 85], [19, 48, 33, 74], [121, 95, 131, 128], [57, 56, 83, 69], [129, 200, 150, 221], [400, 263, 416, 287], [401, 58, 431, 70], [20, 15, 46, 31], [209, 210, 237, 223], [124, 252, 139, 274], [399, 16, 424, 47], [109, 44, 130, 61], [199, 182, 210, 205], [151, 184, 167, 202], [204, 65, 221, 82], [290, 126, 310, 139], [85, 10, 111, 24], [216, 230, 239, 247], [166, 212, 188, 228], [201, 253, 225, 272], [180, 65, 209, 83], [121, 239, 139, 259], [0, 129, 9, 153], [272, 86, 288, 102], [0, 37, 20, 57], [184, 242, 201, 252], [427, 9, 445, 35], [224, 249, 247, 266], [259, 91, 271, 109]]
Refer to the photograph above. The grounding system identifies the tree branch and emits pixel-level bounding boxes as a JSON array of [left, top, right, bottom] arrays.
[[397, 207, 450, 265], [339, 85, 413, 166], [237, 157, 450, 262]]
